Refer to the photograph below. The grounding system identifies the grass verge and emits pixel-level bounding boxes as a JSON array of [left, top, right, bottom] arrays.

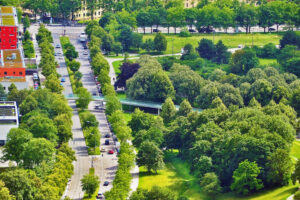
[[259, 58, 278, 66], [112, 60, 123, 75], [83, 168, 100, 200], [143, 33, 281, 54]]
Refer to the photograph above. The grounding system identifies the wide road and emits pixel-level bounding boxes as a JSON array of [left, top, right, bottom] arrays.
[[45, 26, 91, 200]]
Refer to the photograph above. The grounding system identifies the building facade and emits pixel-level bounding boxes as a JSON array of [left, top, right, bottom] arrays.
[[184, 0, 199, 8], [73, 1, 103, 21], [0, 6, 18, 50], [0, 101, 19, 145]]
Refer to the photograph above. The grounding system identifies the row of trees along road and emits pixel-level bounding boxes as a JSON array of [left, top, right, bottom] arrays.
[[87, 25, 136, 200], [0, 24, 76, 200], [18, 0, 300, 34]]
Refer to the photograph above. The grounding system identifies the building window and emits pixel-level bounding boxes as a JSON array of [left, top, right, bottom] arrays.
[[83, 13, 85, 16], [98, 11, 100, 15], [13, 72, 16, 75], [4, 72, 7, 75], [186, 3, 188, 7], [95, 12, 96, 15], [19, 72, 23, 75]]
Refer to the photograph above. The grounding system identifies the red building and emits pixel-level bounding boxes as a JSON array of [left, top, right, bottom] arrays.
[[0, 6, 18, 50]]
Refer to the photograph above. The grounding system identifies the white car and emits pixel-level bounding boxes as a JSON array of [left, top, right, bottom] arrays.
[[83, 51, 88, 55]]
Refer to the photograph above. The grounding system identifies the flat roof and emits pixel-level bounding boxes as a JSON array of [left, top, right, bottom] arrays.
[[0, 49, 25, 68], [0, 6, 18, 26]]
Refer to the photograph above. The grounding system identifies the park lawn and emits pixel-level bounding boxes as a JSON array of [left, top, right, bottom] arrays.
[[259, 58, 278, 66], [143, 33, 281, 54], [112, 60, 123, 75], [291, 140, 300, 162], [138, 149, 299, 200], [117, 91, 126, 99]]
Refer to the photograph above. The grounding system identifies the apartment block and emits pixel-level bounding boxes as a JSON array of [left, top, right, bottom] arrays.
[[0, 6, 18, 50]]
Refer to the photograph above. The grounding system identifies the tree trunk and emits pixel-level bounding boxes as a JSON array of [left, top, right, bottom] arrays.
[[151, 26, 152, 34], [174, 27, 176, 34], [264, 27, 266, 33], [168, 27, 170, 34], [143, 27, 145, 34], [277, 24, 279, 32]]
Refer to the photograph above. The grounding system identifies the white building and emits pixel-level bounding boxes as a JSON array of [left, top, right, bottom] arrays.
[[0, 101, 19, 145]]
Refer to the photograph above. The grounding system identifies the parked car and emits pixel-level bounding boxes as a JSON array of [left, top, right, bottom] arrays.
[[55, 44, 60, 48], [153, 29, 161, 32], [105, 139, 109, 145], [105, 134, 110, 138], [108, 149, 114, 154], [83, 51, 88, 55], [96, 192, 103, 199], [100, 147, 106, 152], [61, 77, 65, 82], [95, 105, 99, 109], [189, 29, 196, 32], [104, 181, 109, 186], [268, 27, 276, 32]]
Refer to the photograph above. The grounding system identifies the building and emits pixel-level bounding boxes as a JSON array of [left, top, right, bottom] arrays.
[[0, 101, 19, 145], [0, 6, 18, 50], [73, 1, 103, 21], [0, 48, 28, 92], [184, 0, 199, 8]]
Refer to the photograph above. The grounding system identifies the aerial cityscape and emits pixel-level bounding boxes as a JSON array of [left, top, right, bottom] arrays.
[[0, 0, 300, 199]]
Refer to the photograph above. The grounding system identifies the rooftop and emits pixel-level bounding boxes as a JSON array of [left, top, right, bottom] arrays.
[[0, 49, 25, 68], [0, 6, 18, 26]]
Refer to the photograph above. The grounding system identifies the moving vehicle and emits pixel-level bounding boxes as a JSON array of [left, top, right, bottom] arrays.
[[108, 149, 114, 154], [61, 77, 65, 82], [269, 27, 276, 32], [153, 29, 161, 33], [55, 44, 60, 48], [105, 139, 109, 145], [189, 29, 196, 32], [96, 192, 103, 199], [79, 32, 87, 43], [105, 133, 110, 138], [100, 147, 106, 152], [83, 51, 88, 55], [104, 181, 109, 186]]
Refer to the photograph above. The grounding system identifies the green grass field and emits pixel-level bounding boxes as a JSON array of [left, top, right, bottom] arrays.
[[138, 141, 300, 200], [259, 58, 278, 66], [143, 33, 281, 54], [112, 60, 123, 75]]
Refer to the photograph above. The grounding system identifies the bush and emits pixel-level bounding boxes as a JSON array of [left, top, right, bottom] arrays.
[[294, 190, 300, 200], [179, 28, 191, 37]]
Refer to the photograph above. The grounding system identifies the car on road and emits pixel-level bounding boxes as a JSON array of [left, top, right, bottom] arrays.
[[105, 139, 109, 145], [83, 51, 88, 55], [55, 44, 60, 48], [60, 82, 63, 86], [100, 147, 106, 152], [96, 192, 103, 199], [95, 105, 99, 109], [189, 29, 196, 32], [108, 149, 114, 154], [105, 134, 110, 138], [104, 181, 109, 186], [61, 77, 65, 82], [268, 27, 276, 32], [92, 92, 97, 96], [153, 29, 161, 33]]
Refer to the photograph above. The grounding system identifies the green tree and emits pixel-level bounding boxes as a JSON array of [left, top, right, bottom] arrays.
[[2, 128, 33, 165], [235, 3, 257, 33], [196, 39, 215, 60], [131, 33, 143, 50], [267, 149, 293, 186], [23, 15, 30, 32], [177, 99, 192, 117], [112, 42, 123, 56], [0, 180, 14, 200], [22, 138, 55, 169], [154, 32, 167, 52], [0, 169, 41, 200], [44, 74, 63, 94], [136, 10, 150, 34], [142, 39, 154, 52], [160, 97, 176, 124], [137, 141, 165, 173], [81, 174, 100, 197], [214, 40, 230, 64], [105, 95, 122, 115], [230, 160, 264, 195], [118, 25, 133, 51], [200, 172, 222, 198], [68, 60, 80, 72], [149, 71, 175, 102], [148, 186, 176, 200], [76, 87, 91, 109], [230, 49, 259, 75], [167, 7, 185, 34]]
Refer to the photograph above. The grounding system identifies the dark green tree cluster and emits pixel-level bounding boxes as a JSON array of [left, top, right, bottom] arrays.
[[22, 30, 35, 58], [126, 55, 175, 102], [130, 186, 176, 200]]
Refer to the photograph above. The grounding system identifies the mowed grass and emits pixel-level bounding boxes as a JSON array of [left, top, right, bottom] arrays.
[[259, 58, 278, 66], [112, 60, 123, 75], [138, 147, 299, 200], [291, 140, 300, 162], [143, 33, 281, 54]]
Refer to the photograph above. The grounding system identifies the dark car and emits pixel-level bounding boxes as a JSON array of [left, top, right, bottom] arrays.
[[268, 27, 276, 32], [189, 29, 196, 33], [96, 192, 103, 199], [104, 181, 109, 186], [105, 139, 109, 145], [153, 29, 161, 33], [105, 134, 110, 138]]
